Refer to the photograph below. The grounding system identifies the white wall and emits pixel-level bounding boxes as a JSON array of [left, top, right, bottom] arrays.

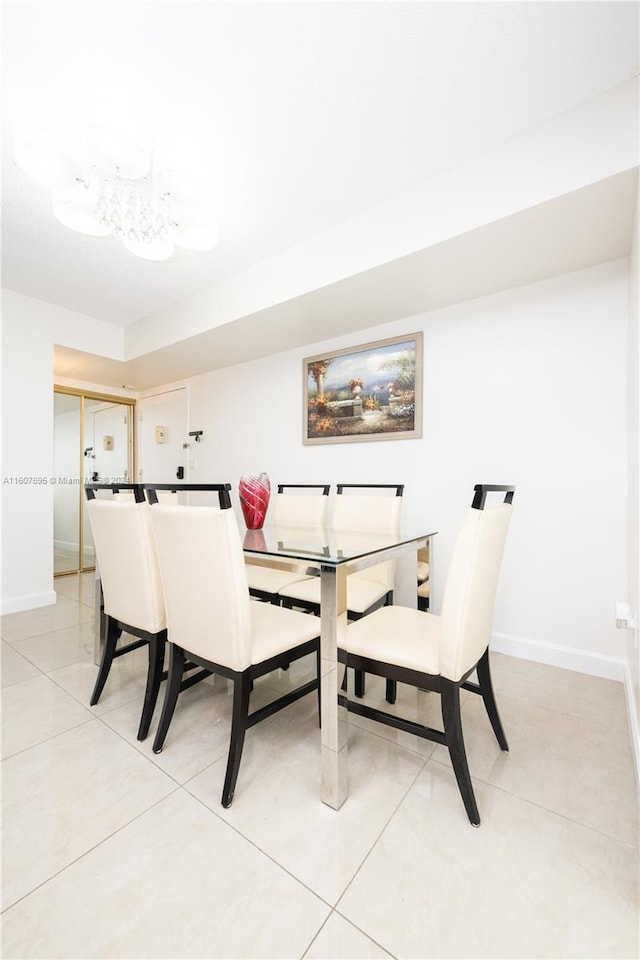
[[0, 290, 124, 613], [1, 305, 56, 612], [169, 259, 629, 678]]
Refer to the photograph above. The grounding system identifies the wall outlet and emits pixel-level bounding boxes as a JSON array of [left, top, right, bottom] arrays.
[[615, 601, 636, 631]]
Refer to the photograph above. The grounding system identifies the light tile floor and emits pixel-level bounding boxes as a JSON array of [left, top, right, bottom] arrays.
[[1, 573, 638, 959]]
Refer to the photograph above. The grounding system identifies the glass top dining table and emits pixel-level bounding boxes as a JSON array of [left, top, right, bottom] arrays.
[[242, 522, 437, 809]]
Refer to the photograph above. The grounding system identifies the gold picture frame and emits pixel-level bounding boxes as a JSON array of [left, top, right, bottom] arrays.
[[303, 332, 423, 445]]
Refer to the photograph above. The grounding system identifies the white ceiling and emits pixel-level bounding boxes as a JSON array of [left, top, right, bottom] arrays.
[[2, 1, 639, 385]]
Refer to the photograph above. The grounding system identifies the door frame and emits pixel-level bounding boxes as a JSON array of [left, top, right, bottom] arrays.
[[136, 384, 189, 485]]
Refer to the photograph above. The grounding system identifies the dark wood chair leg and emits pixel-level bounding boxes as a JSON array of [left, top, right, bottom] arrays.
[[137, 633, 166, 741], [476, 649, 508, 751], [441, 679, 480, 826], [385, 679, 397, 704], [222, 671, 252, 808], [90, 615, 121, 706], [152, 644, 185, 754]]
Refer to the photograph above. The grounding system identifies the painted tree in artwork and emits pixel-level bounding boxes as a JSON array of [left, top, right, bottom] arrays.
[[308, 359, 333, 396], [381, 349, 415, 390]]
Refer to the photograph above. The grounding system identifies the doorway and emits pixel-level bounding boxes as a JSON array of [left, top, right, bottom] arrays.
[[136, 386, 188, 484], [53, 387, 135, 576]]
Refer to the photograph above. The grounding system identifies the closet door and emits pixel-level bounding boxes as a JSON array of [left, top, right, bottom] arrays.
[[53, 389, 135, 576], [53, 393, 81, 575]]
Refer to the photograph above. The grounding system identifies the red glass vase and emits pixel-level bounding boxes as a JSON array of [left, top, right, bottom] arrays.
[[238, 472, 271, 529]]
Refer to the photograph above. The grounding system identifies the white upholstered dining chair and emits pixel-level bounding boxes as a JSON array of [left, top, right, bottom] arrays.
[[279, 483, 404, 619], [149, 504, 321, 808], [279, 483, 404, 697], [342, 484, 515, 826], [85, 492, 167, 741], [245, 483, 330, 604]]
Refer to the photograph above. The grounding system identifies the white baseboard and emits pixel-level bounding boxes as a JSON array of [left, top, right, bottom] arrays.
[[491, 631, 625, 681], [0, 590, 57, 616], [54, 539, 79, 552], [623, 663, 640, 794], [492, 631, 638, 797]]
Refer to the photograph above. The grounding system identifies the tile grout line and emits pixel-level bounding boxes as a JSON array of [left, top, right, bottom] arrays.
[[0, 786, 182, 917], [1, 714, 96, 764], [8, 589, 637, 940], [471, 675, 632, 739], [331, 749, 428, 915], [178, 784, 337, 911], [299, 912, 335, 960], [1, 614, 95, 648], [299, 908, 398, 960], [428, 752, 640, 850], [16, 586, 415, 932]]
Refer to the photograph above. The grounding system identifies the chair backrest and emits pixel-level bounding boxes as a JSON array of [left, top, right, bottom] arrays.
[[333, 484, 404, 588], [152, 490, 179, 504], [273, 484, 330, 526], [149, 505, 253, 671], [439, 486, 515, 681], [85, 483, 144, 502], [86, 499, 166, 633], [143, 483, 232, 508], [333, 484, 404, 531]]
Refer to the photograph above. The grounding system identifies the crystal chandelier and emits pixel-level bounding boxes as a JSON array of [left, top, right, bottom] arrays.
[[94, 168, 172, 244], [15, 125, 219, 261]]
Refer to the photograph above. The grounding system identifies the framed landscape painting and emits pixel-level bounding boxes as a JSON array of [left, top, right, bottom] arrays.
[[303, 332, 423, 445]]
